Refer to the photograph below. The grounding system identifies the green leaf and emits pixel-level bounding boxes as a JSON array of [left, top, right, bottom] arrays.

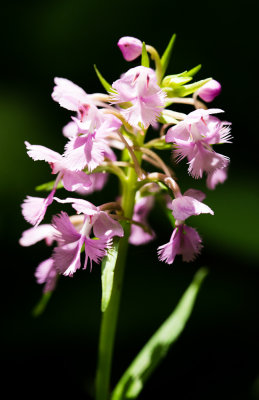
[[101, 238, 120, 312], [35, 180, 63, 192], [141, 42, 149, 68], [32, 291, 53, 317], [111, 267, 209, 399], [165, 78, 211, 98], [94, 64, 113, 93], [161, 34, 176, 78]]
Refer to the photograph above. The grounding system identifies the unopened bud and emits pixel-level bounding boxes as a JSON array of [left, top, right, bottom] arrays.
[[197, 79, 221, 102], [117, 36, 142, 61]]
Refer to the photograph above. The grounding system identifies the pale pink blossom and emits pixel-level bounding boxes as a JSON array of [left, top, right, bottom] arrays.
[[129, 196, 156, 245], [52, 77, 105, 136], [197, 79, 221, 102], [25, 141, 92, 191], [52, 77, 89, 112], [111, 66, 166, 129], [158, 224, 202, 264], [171, 194, 214, 221], [19, 224, 56, 247], [206, 167, 228, 189], [63, 116, 120, 172], [75, 172, 108, 195], [52, 198, 124, 276], [35, 258, 58, 293], [166, 108, 232, 178], [21, 192, 56, 226], [117, 36, 142, 61]]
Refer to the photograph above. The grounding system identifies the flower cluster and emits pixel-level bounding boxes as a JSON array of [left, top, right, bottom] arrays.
[[20, 35, 232, 293]]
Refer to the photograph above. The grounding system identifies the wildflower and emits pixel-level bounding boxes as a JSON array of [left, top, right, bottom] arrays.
[[129, 196, 156, 245], [35, 258, 58, 293], [165, 108, 232, 178], [197, 79, 221, 102], [19, 224, 56, 247], [21, 142, 93, 226], [170, 189, 214, 221], [206, 167, 228, 190], [158, 224, 202, 264], [52, 77, 104, 135], [52, 198, 124, 276], [111, 66, 166, 129], [52, 77, 90, 112], [117, 36, 142, 61], [63, 116, 120, 172], [25, 141, 92, 191]]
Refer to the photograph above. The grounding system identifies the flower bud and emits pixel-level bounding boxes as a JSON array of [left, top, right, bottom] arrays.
[[117, 36, 142, 61], [197, 79, 221, 102]]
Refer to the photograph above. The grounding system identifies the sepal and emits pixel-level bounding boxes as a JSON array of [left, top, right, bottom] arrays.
[[164, 78, 211, 98], [141, 42, 150, 68]]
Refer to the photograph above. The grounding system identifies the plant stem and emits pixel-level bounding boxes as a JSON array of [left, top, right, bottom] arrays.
[[95, 161, 139, 400]]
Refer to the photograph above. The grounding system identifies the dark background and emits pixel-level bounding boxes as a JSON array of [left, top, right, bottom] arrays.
[[1, 0, 258, 399]]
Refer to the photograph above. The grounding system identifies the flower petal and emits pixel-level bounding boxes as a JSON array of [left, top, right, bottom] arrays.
[[19, 224, 56, 247], [171, 196, 214, 220], [93, 212, 124, 239]]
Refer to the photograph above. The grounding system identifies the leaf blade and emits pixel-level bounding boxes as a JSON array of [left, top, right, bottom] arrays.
[[101, 239, 120, 312], [111, 267, 209, 399]]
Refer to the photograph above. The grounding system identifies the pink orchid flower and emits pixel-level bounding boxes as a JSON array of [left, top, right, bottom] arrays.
[[170, 188, 214, 221], [129, 196, 156, 245], [158, 224, 202, 264], [166, 108, 232, 178], [206, 167, 228, 190], [111, 66, 166, 129], [21, 142, 93, 226], [52, 198, 124, 276]]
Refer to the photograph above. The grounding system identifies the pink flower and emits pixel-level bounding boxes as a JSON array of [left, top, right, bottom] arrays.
[[52, 198, 124, 276], [197, 79, 221, 102], [52, 77, 105, 136], [19, 224, 56, 247], [63, 116, 120, 172], [111, 66, 166, 129], [52, 77, 90, 112], [158, 224, 202, 264], [25, 141, 92, 191], [21, 141, 95, 226], [35, 258, 58, 293], [74, 172, 108, 195], [166, 108, 232, 178], [170, 189, 214, 221], [117, 36, 142, 61], [129, 196, 156, 245], [21, 192, 56, 227], [206, 167, 228, 190]]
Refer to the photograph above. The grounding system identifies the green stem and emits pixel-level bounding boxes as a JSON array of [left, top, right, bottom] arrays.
[[95, 163, 139, 400]]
